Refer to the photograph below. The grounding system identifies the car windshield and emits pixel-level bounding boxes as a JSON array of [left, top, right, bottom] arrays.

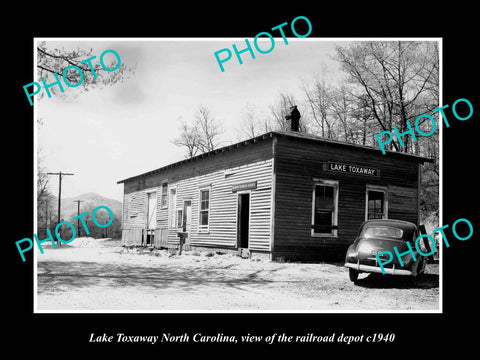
[[362, 226, 403, 239]]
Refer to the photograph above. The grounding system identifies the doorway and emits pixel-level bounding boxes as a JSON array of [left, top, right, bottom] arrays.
[[237, 193, 250, 249], [146, 191, 157, 246], [183, 200, 192, 245]]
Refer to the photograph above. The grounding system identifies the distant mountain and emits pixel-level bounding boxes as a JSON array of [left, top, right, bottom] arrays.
[[60, 192, 122, 221]]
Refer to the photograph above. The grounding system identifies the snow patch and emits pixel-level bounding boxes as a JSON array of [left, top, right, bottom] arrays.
[[68, 237, 111, 248]]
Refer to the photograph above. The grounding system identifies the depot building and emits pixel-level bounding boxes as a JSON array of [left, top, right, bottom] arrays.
[[117, 108, 431, 261]]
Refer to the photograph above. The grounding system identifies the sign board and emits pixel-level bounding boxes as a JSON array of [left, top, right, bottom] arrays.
[[326, 162, 380, 177], [232, 181, 257, 192]]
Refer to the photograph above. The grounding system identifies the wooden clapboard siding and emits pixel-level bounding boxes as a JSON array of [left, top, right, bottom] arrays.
[[249, 187, 273, 250], [165, 159, 273, 251], [122, 190, 146, 229], [154, 228, 168, 248], [273, 134, 422, 254], [121, 229, 143, 246], [388, 185, 418, 224], [226, 160, 273, 251], [122, 136, 274, 195], [122, 188, 164, 247], [119, 131, 428, 258], [157, 202, 169, 228], [121, 189, 145, 247]]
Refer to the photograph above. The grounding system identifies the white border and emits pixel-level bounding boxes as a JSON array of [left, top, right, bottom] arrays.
[[33, 37, 442, 314], [438, 36, 443, 314]]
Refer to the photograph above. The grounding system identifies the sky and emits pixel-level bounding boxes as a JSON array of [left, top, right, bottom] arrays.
[[37, 38, 345, 201]]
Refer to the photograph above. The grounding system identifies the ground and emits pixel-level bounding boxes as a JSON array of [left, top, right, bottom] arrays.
[[36, 237, 440, 311]]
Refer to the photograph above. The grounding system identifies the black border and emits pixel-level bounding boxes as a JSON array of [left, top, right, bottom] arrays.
[[8, 4, 478, 355]]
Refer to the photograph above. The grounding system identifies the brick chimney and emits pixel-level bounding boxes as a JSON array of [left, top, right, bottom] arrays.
[[285, 105, 300, 132]]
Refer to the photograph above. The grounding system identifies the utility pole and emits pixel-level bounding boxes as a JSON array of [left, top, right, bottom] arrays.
[[73, 200, 83, 237], [47, 171, 74, 244]]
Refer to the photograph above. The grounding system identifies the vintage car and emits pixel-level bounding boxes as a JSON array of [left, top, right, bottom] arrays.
[[344, 219, 426, 282]]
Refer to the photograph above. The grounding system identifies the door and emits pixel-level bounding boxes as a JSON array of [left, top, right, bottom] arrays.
[[183, 200, 192, 244], [146, 191, 157, 245], [237, 193, 250, 248]]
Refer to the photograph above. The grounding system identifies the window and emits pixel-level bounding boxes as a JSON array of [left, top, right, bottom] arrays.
[[363, 226, 403, 239], [312, 180, 338, 236], [366, 186, 388, 220], [169, 188, 177, 228], [161, 183, 168, 208], [176, 209, 183, 229], [198, 188, 210, 232], [367, 191, 384, 219]]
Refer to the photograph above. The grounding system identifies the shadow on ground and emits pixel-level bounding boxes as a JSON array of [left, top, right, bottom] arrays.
[[37, 260, 274, 295], [353, 272, 439, 289]]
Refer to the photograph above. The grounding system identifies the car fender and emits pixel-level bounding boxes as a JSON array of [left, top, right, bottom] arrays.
[[345, 243, 357, 261]]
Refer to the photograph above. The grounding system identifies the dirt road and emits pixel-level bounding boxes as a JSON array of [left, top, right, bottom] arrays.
[[36, 238, 439, 311]]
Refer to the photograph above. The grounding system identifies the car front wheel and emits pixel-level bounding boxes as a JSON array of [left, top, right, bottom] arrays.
[[349, 268, 359, 282]]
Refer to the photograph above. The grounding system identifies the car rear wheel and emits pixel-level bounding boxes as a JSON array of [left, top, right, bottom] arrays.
[[349, 268, 359, 282]]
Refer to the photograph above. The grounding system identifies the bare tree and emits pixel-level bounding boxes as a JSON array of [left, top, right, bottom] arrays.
[[173, 120, 202, 158], [236, 103, 275, 141], [37, 149, 50, 203], [260, 116, 274, 134], [420, 42, 440, 112], [335, 40, 439, 224], [239, 103, 259, 139], [37, 148, 55, 236], [269, 92, 295, 131], [35, 41, 135, 99], [302, 75, 333, 138], [329, 85, 352, 142], [195, 106, 224, 153], [173, 106, 224, 158], [350, 94, 376, 146], [335, 41, 438, 154]]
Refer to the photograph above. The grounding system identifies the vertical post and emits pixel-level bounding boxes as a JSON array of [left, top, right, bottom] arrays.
[[47, 171, 74, 245], [73, 200, 83, 237]]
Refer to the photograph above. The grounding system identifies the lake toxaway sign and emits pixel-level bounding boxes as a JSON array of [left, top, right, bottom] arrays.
[[326, 162, 380, 177]]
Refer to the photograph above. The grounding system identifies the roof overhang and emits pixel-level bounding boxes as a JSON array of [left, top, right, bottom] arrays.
[[117, 130, 433, 184]]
